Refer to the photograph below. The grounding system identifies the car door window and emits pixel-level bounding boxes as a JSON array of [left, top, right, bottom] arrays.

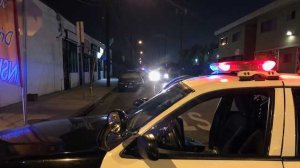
[[122, 88, 274, 159], [292, 88, 300, 155]]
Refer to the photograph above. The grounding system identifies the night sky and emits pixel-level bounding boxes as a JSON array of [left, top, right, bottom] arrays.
[[42, 0, 273, 65]]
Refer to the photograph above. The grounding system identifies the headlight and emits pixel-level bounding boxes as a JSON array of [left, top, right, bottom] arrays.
[[163, 73, 169, 79], [148, 70, 161, 82]]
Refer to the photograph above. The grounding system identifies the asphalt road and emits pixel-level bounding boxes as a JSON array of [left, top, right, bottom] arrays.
[[87, 83, 159, 116]]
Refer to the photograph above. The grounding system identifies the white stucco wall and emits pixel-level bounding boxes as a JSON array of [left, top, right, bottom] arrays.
[[256, 2, 300, 52], [218, 26, 245, 58], [70, 73, 79, 88], [26, 0, 64, 95], [0, 82, 21, 107], [84, 72, 90, 84], [0, 0, 103, 107], [93, 72, 98, 80]]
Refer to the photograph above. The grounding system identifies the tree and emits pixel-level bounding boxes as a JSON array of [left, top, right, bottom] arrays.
[[179, 43, 218, 75]]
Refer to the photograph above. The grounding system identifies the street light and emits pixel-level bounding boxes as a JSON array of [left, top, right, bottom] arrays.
[[138, 40, 143, 45], [140, 51, 144, 55], [286, 30, 294, 36]]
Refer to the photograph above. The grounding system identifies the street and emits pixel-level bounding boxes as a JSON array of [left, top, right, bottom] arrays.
[[87, 83, 157, 116]]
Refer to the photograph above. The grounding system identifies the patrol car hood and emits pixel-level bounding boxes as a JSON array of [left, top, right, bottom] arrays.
[[0, 115, 108, 161]]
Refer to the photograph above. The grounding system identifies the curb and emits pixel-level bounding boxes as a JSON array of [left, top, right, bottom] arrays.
[[72, 87, 117, 117]]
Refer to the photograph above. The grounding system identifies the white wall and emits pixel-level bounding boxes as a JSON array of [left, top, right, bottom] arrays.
[[218, 26, 245, 58], [84, 72, 90, 84], [0, 0, 103, 107], [26, 0, 64, 95], [94, 72, 98, 80], [256, 2, 300, 51], [0, 82, 21, 107], [70, 73, 79, 88]]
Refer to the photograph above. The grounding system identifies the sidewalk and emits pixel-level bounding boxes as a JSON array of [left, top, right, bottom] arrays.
[[0, 78, 118, 131]]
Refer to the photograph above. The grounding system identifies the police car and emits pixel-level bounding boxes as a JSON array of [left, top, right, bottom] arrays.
[[101, 60, 299, 168], [1, 60, 300, 168]]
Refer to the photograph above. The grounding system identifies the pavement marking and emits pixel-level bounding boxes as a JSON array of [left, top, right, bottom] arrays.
[[182, 112, 212, 131]]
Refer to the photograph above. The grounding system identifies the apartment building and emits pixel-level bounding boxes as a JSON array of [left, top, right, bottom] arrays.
[[215, 0, 300, 73]]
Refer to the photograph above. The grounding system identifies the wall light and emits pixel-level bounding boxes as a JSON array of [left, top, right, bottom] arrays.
[[97, 48, 104, 59], [286, 30, 294, 36]]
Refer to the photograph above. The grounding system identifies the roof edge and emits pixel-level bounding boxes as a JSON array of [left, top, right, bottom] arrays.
[[214, 0, 298, 36]]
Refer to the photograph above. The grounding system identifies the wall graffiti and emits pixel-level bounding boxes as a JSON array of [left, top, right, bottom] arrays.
[[0, 0, 21, 85], [0, 0, 7, 9], [0, 27, 13, 46], [0, 58, 19, 84]]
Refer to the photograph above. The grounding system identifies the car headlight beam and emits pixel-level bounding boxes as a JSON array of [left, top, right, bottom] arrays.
[[149, 70, 161, 82], [163, 73, 169, 79]]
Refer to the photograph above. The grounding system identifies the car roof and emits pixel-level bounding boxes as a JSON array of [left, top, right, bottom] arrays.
[[181, 73, 300, 92], [279, 73, 300, 87]]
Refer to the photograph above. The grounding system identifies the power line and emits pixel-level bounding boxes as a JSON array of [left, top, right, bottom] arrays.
[[76, 0, 104, 6]]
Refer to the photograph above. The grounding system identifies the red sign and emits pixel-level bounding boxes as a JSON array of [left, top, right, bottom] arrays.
[[0, 0, 21, 86]]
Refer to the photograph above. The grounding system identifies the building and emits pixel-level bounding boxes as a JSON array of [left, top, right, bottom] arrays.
[[0, 0, 106, 107], [215, 0, 300, 73]]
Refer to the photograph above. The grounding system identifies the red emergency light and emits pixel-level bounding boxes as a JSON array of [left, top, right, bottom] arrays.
[[210, 60, 276, 73]]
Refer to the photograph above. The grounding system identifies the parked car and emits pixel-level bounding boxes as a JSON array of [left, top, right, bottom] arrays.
[[118, 71, 144, 91]]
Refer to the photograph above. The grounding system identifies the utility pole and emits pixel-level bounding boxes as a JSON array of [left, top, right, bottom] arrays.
[[164, 33, 167, 63], [167, 0, 187, 52], [76, 21, 85, 86], [179, 13, 183, 51], [21, 0, 28, 125], [178, 7, 187, 52], [105, 0, 111, 87]]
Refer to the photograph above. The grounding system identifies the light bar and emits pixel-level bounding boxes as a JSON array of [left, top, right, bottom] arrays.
[[210, 60, 277, 73]]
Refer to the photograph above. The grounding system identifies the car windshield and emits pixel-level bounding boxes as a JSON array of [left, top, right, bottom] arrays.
[[126, 83, 193, 132], [120, 73, 140, 80]]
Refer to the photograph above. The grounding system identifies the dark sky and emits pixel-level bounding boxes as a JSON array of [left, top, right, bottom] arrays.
[[42, 0, 273, 65]]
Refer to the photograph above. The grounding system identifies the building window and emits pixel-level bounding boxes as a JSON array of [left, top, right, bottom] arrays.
[[69, 49, 78, 73], [220, 37, 228, 46], [287, 11, 296, 21], [292, 88, 300, 155], [63, 40, 78, 73], [260, 18, 277, 33], [83, 56, 90, 72], [232, 32, 241, 43]]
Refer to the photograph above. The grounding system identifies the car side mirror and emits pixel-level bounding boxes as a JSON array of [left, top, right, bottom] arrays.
[[107, 109, 128, 135], [137, 134, 159, 161], [133, 98, 149, 107]]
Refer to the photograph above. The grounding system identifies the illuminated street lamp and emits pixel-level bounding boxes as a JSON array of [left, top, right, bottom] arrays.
[[138, 40, 143, 45], [140, 51, 144, 55], [286, 30, 294, 36]]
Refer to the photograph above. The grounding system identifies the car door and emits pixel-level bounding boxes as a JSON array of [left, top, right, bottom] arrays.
[[101, 87, 285, 168], [282, 87, 300, 167]]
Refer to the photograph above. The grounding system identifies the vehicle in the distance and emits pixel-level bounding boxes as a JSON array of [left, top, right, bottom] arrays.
[[1, 60, 300, 168], [118, 71, 144, 91]]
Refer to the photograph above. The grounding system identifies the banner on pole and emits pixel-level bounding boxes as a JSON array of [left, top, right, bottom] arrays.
[[0, 0, 21, 86]]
